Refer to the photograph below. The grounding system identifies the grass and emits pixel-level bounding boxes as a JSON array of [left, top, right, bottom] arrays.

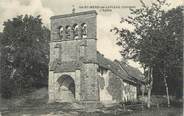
[[121, 107, 182, 116], [1, 88, 183, 116], [2, 104, 183, 116]]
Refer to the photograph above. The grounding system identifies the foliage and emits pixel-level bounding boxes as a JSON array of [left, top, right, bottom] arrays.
[[112, 0, 183, 97], [0, 15, 50, 98]]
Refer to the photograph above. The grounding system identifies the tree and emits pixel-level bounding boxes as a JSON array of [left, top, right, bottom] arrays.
[[1, 15, 50, 98], [112, 0, 183, 108], [0, 32, 3, 97], [154, 6, 183, 107]]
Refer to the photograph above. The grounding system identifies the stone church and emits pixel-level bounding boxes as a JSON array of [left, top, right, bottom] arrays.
[[48, 10, 144, 104]]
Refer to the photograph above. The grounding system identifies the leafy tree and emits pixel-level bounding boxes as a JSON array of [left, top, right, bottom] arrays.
[[152, 6, 183, 99], [1, 15, 50, 98], [112, 0, 183, 108]]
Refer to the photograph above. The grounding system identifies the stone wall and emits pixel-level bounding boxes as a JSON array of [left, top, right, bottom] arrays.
[[49, 11, 99, 103], [48, 71, 77, 102], [98, 68, 137, 103], [48, 71, 55, 103], [50, 11, 97, 41], [80, 63, 99, 101], [98, 70, 113, 102]]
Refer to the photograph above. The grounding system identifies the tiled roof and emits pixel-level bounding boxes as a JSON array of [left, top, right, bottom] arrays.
[[97, 52, 128, 78], [96, 51, 144, 84], [115, 60, 144, 81]]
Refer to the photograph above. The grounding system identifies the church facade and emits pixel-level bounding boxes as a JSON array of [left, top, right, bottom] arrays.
[[48, 10, 143, 104]]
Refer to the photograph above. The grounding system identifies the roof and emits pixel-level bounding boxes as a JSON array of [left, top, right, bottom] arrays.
[[50, 10, 97, 19], [97, 52, 128, 78], [116, 60, 144, 81], [96, 51, 144, 84]]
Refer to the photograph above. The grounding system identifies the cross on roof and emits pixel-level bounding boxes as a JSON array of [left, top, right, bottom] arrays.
[[72, 5, 75, 14]]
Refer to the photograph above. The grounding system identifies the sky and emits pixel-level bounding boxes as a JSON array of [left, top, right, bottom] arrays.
[[0, 0, 183, 72]]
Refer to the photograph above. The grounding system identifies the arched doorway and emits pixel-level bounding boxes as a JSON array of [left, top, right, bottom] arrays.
[[57, 75, 75, 102]]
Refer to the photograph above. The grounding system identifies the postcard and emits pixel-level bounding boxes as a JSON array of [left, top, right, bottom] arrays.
[[0, 0, 183, 115]]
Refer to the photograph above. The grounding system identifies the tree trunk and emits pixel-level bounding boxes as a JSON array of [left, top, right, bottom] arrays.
[[10, 68, 16, 79], [147, 67, 153, 108], [159, 67, 170, 107], [163, 76, 170, 107], [140, 85, 145, 110], [147, 87, 151, 108]]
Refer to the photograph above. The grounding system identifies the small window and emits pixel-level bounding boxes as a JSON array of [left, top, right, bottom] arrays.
[[58, 26, 63, 39], [81, 23, 87, 38], [54, 44, 60, 59], [65, 25, 71, 39], [79, 45, 85, 57], [73, 24, 79, 39]]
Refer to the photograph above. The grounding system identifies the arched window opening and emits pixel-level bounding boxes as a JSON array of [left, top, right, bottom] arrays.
[[81, 23, 87, 38], [58, 26, 63, 39], [73, 24, 79, 39], [65, 25, 71, 39]]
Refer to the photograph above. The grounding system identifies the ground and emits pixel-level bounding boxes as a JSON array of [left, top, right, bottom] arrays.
[[1, 105, 183, 116], [1, 88, 183, 116]]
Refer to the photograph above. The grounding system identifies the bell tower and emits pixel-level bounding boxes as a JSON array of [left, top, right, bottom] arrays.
[[49, 10, 97, 63], [49, 10, 99, 104]]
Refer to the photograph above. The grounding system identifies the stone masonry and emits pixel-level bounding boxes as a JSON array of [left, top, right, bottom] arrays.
[[49, 11, 99, 103], [48, 10, 143, 104]]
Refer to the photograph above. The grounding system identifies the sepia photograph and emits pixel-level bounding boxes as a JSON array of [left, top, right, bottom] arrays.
[[0, 0, 183, 115]]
